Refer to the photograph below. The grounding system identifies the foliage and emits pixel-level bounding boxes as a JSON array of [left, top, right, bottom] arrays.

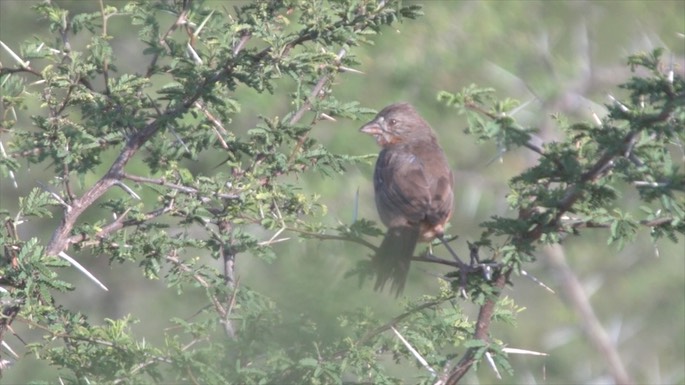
[[0, 0, 683, 384], [435, 47, 684, 381]]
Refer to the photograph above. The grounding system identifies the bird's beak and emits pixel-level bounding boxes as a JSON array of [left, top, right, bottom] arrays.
[[360, 116, 384, 136]]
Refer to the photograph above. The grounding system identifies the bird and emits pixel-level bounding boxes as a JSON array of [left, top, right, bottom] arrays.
[[360, 102, 455, 296]]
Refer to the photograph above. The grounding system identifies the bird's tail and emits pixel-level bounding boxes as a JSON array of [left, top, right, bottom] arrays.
[[374, 226, 420, 297]]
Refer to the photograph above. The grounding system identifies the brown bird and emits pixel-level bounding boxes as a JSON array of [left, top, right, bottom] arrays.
[[360, 102, 455, 296]]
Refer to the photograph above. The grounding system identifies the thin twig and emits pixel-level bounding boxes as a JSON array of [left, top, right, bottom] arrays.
[[332, 297, 450, 360], [288, 228, 378, 252], [121, 173, 240, 200]]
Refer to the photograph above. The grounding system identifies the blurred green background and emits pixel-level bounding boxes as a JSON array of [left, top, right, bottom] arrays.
[[1, 0, 683, 383]]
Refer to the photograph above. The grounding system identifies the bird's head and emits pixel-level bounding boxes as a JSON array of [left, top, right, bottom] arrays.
[[359, 102, 432, 146]]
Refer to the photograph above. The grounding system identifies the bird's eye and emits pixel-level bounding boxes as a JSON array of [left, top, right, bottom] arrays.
[[388, 118, 397, 126]]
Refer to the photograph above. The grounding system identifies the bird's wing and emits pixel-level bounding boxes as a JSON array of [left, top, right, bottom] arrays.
[[374, 145, 452, 227]]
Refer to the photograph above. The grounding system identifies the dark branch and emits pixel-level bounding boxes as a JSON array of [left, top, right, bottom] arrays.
[[442, 81, 680, 383]]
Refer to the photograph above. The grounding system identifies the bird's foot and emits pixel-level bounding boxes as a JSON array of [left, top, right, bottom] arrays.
[[439, 238, 503, 298]]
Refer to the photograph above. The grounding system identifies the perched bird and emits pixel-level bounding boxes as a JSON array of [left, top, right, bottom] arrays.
[[360, 102, 454, 296]]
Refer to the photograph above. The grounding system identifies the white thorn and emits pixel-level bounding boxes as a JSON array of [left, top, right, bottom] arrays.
[[319, 112, 336, 122], [58, 251, 109, 291], [484, 351, 502, 379], [503, 347, 548, 356], [391, 326, 437, 377]]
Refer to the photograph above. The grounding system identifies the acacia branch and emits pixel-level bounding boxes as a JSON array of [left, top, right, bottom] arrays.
[[0, 67, 42, 77], [442, 271, 509, 385], [65, 203, 174, 248], [464, 101, 549, 158], [165, 254, 227, 320], [442, 87, 679, 383], [442, 137, 626, 382], [567, 216, 676, 230], [145, 5, 191, 78], [43, 12, 329, 257], [121, 173, 240, 200]]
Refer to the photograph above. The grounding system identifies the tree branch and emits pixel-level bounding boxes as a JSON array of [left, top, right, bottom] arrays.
[[442, 270, 509, 384], [441, 84, 680, 383], [44, 19, 284, 257], [121, 173, 240, 200]]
